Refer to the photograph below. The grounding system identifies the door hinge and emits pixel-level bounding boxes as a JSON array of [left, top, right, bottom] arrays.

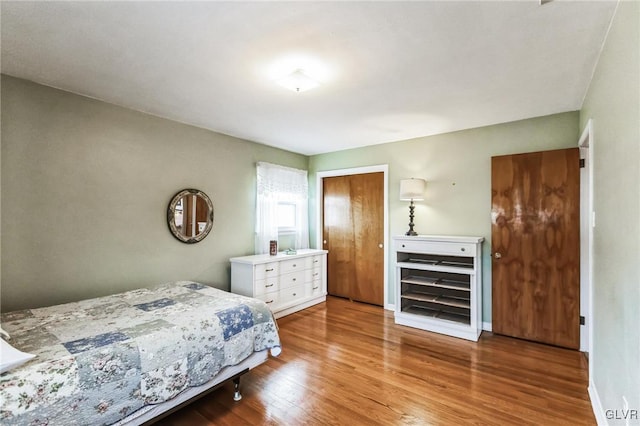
[[580, 315, 585, 325], [579, 158, 585, 168]]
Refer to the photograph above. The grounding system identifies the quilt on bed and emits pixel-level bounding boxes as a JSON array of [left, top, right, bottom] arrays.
[[0, 281, 281, 425]]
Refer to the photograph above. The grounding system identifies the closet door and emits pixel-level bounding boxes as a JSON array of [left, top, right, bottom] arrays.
[[323, 172, 384, 306], [491, 148, 580, 349]]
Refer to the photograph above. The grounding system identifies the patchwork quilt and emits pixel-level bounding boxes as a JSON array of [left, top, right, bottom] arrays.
[[0, 281, 281, 425]]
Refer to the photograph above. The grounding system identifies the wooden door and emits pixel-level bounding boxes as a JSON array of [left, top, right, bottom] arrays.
[[323, 173, 384, 306], [491, 148, 580, 349]]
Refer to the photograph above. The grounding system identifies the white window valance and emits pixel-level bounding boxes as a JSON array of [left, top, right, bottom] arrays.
[[256, 162, 308, 197]]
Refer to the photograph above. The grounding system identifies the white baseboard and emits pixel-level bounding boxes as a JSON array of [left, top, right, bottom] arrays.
[[391, 315, 494, 333], [589, 380, 607, 425], [385, 303, 395, 311]]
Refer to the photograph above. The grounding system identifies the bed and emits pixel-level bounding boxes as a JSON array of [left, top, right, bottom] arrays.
[[0, 281, 281, 425]]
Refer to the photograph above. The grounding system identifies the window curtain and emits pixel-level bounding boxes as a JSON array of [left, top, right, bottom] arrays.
[[255, 162, 309, 254]]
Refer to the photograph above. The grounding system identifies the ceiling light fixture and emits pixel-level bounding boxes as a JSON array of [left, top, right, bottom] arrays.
[[276, 69, 319, 93]]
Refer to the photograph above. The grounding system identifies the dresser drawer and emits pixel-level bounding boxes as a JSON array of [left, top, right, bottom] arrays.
[[255, 262, 280, 280], [254, 278, 279, 296], [305, 268, 322, 282], [280, 258, 307, 274], [279, 270, 305, 289], [301, 255, 322, 269], [256, 292, 278, 308], [279, 285, 306, 305], [395, 240, 475, 256], [310, 255, 323, 268], [310, 279, 322, 296]]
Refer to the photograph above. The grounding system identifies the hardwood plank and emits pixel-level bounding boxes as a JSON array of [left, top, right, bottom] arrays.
[[156, 297, 594, 425]]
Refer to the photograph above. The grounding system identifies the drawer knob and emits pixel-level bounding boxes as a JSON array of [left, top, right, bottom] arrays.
[[266, 300, 274, 304], [293, 264, 297, 267], [313, 286, 319, 290], [314, 272, 319, 276], [461, 248, 465, 252], [265, 268, 274, 272], [402, 244, 406, 248], [265, 284, 274, 288], [292, 278, 296, 282], [314, 260, 319, 263], [293, 293, 297, 296]]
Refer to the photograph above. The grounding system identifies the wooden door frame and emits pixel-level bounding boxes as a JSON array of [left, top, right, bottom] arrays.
[[316, 165, 391, 310], [578, 120, 594, 357]]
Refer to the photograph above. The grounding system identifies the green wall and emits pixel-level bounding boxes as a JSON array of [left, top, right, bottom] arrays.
[[1, 75, 307, 312], [579, 1, 639, 421], [1, 74, 581, 321], [309, 111, 580, 322]]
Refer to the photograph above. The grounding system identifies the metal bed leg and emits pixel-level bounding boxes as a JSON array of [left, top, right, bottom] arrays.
[[233, 376, 242, 401]]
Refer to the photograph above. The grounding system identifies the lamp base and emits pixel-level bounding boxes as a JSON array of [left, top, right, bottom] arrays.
[[405, 201, 418, 236]]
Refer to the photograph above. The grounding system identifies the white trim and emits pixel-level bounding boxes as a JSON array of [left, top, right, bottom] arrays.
[[315, 165, 390, 309], [482, 321, 492, 332], [396, 311, 481, 341], [578, 119, 594, 359], [589, 380, 608, 425], [580, 120, 599, 425]]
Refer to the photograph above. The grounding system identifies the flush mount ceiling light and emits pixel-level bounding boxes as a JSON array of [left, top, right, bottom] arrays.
[[276, 69, 320, 93]]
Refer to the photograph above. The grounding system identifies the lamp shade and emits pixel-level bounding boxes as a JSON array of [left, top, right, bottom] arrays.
[[399, 178, 426, 201]]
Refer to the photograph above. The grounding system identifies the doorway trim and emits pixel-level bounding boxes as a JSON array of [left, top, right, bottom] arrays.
[[315, 165, 391, 309], [578, 119, 594, 356]]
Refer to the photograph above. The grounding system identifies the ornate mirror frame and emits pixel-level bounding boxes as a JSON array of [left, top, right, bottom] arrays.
[[167, 188, 214, 244]]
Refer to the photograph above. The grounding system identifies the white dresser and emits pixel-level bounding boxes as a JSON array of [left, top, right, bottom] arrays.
[[230, 249, 328, 319], [394, 235, 484, 341]]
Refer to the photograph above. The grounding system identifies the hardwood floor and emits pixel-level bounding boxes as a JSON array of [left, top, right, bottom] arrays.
[[156, 296, 594, 425]]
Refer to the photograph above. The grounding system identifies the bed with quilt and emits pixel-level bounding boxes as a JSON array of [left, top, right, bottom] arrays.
[[0, 281, 281, 425]]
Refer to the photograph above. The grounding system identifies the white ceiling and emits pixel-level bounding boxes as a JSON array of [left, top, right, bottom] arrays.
[[1, 1, 617, 155]]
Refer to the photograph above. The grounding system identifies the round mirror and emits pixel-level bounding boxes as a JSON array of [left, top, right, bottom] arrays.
[[167, 189, 214, 244]]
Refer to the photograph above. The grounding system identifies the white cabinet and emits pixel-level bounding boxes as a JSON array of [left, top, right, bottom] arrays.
[[230, 249, 327, 319], [394, 235, 484, 341]]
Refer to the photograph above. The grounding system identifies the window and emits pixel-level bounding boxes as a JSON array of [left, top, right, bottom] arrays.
[[255, 162, 309, 254], [277, 202, 297, 233]]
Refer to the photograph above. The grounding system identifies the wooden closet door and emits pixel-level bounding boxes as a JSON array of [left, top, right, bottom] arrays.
[[491, 148, 580, 349], [323, 173, 384, 306]]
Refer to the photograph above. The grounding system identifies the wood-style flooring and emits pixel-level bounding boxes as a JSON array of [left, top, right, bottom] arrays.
[[156, 296, 594, 425]]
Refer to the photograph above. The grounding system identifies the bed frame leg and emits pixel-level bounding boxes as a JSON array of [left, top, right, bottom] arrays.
[[233, 377, 242, 401]]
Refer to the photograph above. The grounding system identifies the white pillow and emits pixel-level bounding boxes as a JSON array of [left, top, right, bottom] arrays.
[[0, 338, 36, 374]]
